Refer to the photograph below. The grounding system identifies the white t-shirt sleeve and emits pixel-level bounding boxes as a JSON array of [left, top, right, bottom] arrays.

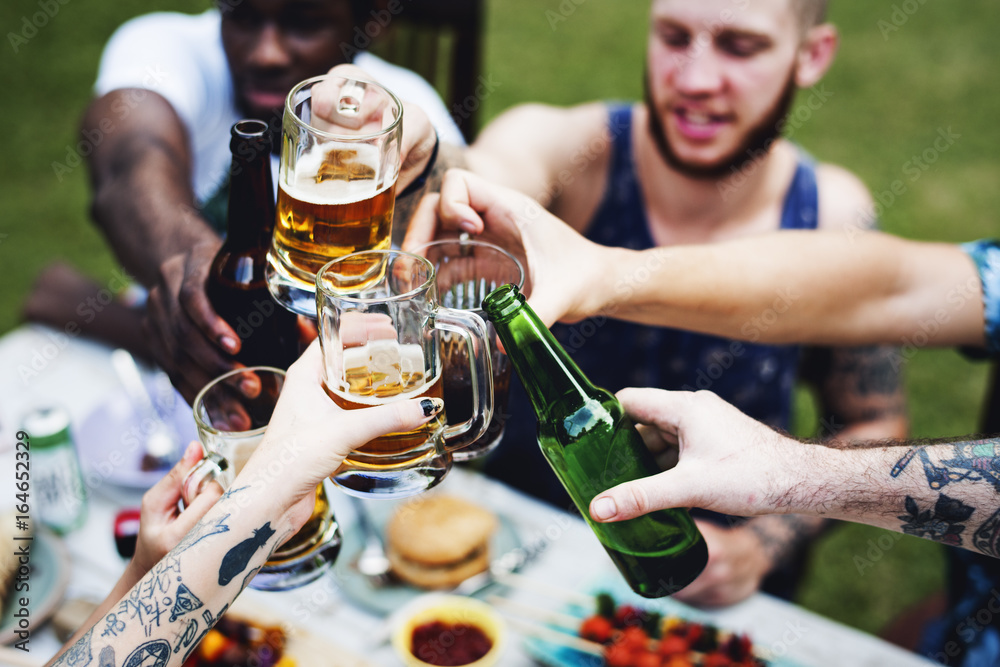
[[354, 52, 466, 147], [93, 11, 237, 203]]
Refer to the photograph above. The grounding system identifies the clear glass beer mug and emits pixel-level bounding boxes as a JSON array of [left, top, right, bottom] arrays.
[[409, 238, 526, 462], [184, 367, 342, 591], [316, 250, 494, 498], [267, 75, 403, 317]]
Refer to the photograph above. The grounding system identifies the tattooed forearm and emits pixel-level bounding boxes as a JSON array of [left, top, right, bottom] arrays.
[[898, 495, 975, 546], [804, 345, 908, 442], [219, 522, 276, 586], [54, 627, 93, 666], [122, 639, 171, 667], [175, 514, 231, 555]]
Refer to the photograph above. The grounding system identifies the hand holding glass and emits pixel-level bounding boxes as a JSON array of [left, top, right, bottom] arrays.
[[184, 367, 341, 591], [267, 75, 403, 316], [316, 250, 494, 498]]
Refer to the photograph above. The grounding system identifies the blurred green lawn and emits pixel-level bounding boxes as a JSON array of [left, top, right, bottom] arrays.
[[2, 0, 998, 640]]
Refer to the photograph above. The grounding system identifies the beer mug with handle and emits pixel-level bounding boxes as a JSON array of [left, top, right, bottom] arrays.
[[267, 74, 403, 317], [316, 250, 494, 498], [184, 367, 342, 591]]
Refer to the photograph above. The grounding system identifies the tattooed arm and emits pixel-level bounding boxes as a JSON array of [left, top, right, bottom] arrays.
[[588, 388, 1000, 558], [45, 342, 442, 667]]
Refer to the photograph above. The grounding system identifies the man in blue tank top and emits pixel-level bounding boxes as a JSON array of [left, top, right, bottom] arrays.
[[430, 0, 910, 608]]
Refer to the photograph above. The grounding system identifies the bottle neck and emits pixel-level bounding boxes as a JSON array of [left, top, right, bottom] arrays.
[[486, 287, 596, 422], [225, 131, 275, 250]]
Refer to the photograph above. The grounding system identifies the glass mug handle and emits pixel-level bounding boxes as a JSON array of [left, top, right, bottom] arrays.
[[181, 451, 229, 508], [432, 308, 494, 452]]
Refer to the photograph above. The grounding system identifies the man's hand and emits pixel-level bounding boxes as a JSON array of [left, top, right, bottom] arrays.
[[588, 388, 814, 522], [402, 169, 612, 327], [313, 64, 438, 193], [144, 239, 242, 403], [670, 522, 772, 608]]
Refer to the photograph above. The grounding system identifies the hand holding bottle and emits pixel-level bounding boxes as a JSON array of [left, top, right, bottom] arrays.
[[588, 388, 810, 523], [403, 169, 613, 328]]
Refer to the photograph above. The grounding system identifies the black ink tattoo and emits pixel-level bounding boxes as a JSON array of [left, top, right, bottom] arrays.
[[123, 639, 171, 667], [98, 646, 114, 667], [973, 507, 1000, 557], [172, 619, 199, 655], [168, 583, 204, 622], [899, 494, 975, 547], [220, 485, 250, 501], [183, 605, 229, 663], [219, 522, 275, 586], [175, 513, 231, 555], [58, 626, 94, 666], [101, 613, 126, 639]]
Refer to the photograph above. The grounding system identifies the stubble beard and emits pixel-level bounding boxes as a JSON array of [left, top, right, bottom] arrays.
[[644, 67, 799, 181]]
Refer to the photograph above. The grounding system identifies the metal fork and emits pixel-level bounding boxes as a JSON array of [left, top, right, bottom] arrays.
[[349, 495, 393, 587]]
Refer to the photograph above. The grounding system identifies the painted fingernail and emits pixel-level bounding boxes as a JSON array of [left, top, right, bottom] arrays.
[[220, 335, 239, 353], [592, 496, 617, 521], [421, 398, 444, 417]]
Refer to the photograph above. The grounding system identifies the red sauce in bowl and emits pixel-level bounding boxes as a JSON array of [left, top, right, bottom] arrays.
[[411, 621, 493, 666]]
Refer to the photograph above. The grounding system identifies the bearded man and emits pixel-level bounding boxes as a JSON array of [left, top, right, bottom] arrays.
[[412, 0, 909, 608]]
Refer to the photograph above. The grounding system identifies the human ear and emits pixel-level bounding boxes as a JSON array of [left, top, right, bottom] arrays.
[[795, 23, 838, 88]]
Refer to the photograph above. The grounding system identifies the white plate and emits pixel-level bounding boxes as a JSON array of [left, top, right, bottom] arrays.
[[75, 381, 197, 489], [0, 528, 71, 645]]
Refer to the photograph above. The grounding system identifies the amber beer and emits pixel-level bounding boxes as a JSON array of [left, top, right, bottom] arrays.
[[322, 342, 446, 465], [224, 438, 335, 561], [273, 143, 396, 282]]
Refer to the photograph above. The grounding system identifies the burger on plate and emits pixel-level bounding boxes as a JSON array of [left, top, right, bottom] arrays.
[[386, 495, 498, 589]]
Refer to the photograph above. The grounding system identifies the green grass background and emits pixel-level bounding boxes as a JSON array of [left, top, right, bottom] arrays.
[[2, 0, 998, 640]]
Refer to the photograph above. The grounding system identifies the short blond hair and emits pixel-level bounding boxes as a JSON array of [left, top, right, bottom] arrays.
[[795, 0, 829, 30]]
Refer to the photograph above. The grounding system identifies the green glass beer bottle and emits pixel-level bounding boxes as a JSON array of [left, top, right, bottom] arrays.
[[483, 284, 708, 597]]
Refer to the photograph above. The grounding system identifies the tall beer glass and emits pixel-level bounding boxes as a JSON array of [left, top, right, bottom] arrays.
[[267, 75, 403, 316], [185, 367, 342, 591], [316, 250, 494, 498]]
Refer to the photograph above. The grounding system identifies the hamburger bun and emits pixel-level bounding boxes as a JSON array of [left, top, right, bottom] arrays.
[[386, 495, 497, 589]]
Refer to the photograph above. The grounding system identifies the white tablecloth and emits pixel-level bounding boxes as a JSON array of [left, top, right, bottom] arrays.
[[0, 324, 936, 666]]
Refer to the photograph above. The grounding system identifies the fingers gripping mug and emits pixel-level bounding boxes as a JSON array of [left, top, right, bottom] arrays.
[[316, 250, 494, 498], [184, 367, 342, 591]]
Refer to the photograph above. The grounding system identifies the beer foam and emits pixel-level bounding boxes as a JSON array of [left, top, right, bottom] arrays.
[[330, 371, 441, 407], [284, 142, 394, 205]]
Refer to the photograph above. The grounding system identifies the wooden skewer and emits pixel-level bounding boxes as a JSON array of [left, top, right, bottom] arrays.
[[486, 594, 582, 631], [492, 571, 594, 608], [501, 616, 605, 657]]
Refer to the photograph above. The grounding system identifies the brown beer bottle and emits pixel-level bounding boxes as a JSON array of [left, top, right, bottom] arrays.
[[207, 120, 300, 369]]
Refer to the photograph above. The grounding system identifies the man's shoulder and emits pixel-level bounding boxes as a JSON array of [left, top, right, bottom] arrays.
[[495, 101, 610, 147], [813, 160, 875, 232]]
